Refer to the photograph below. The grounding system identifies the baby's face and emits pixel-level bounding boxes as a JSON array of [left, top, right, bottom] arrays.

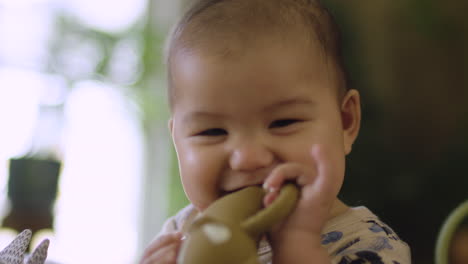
[[169, 40, 358, 210]]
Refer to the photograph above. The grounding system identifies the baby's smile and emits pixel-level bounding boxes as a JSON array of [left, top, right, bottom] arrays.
[[221, 183, 265, 196], [219, 166, 277, 195]]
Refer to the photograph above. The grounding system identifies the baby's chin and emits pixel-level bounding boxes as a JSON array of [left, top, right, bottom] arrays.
[[194, 202, 209, 212], [191, 196, 217, 212]]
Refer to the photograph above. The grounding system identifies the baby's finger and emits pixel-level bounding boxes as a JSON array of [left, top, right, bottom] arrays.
[[141, 232, 183, 261], [263, 163, 314, 191], [263, 190, 279, 206], [262, 163, 315, 206], [140, 242, 180, 264]]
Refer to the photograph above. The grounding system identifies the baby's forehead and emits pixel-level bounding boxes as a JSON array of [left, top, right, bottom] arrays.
[[168, 0, 331, 61], [175, 32, 322, 67], [170, 49, 341, 114], [166, 0, 346, 110], [168, 39, 342, 113], [172, 36, 328, 83]]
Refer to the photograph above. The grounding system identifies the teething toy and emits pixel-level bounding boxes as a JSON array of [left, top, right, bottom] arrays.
[[178, 184, 299, 264]]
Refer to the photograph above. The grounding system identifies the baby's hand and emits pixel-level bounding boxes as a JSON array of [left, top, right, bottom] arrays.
[[140, 232, 184, 264], [263, 144, 342, 263]]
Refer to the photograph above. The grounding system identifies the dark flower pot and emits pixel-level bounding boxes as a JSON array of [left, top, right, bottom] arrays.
[[2, 157, 61, 234]]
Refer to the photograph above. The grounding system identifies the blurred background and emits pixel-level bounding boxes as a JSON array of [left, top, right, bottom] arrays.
[[0, 0, 466, 263]]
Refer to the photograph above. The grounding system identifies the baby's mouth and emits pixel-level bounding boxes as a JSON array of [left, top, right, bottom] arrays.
[[221, 184, 264, 196], [219, 168, 274, 196]]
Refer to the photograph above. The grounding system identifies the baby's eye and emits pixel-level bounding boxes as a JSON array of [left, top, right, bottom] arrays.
[[269, 119, 301, 128], [197, 128, 227, 136]]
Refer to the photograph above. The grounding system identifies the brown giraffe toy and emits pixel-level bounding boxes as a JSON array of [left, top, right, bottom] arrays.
[[178, 184, 299, 264]]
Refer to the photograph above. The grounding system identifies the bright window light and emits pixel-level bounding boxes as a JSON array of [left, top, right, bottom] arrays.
[[63, 0, 147, 33], [0, 67, 42, 159], [52, 80, 142, 263], [0, 5, 53, 68], [0, 0, 161, 262]]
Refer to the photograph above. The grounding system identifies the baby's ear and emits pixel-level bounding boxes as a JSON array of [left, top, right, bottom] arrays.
[[340, 89, 361, 155]]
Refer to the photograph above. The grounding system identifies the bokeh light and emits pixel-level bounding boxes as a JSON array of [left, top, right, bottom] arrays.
[[63, 0, 147, 33]]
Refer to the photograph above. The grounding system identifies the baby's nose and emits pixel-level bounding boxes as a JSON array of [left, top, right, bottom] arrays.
[[229, 141, 274, 172]]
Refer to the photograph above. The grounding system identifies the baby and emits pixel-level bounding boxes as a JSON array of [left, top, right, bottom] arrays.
[[140, 0, 411, 263]]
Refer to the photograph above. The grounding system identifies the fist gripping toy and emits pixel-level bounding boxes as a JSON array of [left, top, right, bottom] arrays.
[[178, 184, 299, 264]]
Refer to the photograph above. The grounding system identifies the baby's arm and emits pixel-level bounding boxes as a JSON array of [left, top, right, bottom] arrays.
[[139, 232, 183, 264]]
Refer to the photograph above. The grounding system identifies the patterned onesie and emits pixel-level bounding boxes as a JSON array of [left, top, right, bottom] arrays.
[[158, 205, 411, 264]]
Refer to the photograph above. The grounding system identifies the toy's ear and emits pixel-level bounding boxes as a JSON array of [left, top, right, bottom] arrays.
[[241, 184, 299, 238]]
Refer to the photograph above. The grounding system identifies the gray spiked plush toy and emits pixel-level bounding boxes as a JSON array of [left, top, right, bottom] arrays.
[[0, 230, 49, 264]]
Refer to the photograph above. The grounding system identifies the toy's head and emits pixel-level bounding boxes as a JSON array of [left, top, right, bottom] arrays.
[[178, 184, 299, 264]]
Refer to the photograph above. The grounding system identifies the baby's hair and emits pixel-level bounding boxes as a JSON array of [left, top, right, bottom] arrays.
[[165, 0, 350, 109]]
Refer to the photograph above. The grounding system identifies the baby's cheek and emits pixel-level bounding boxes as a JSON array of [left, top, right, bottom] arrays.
[[181, 161, 221, 209], [179, 144, 227, 207]]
